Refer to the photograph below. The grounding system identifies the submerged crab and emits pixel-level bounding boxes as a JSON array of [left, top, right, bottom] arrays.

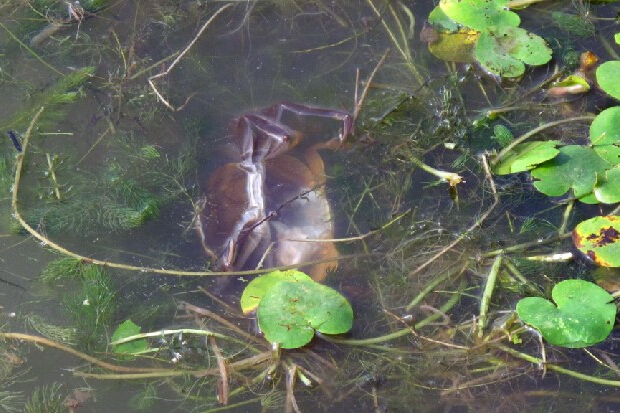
[[196, 102, 352, 282]]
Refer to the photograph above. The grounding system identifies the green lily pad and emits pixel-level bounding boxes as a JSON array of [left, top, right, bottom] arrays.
[[530, 145, 609, 198], [439, 0, 520, 31], [428, 6, 459, 32], [493, 140, 560, 175], [516, 280, 615, 348], [475, 26, 552, 78], [257, 280, 353, 349], [111, 319, 148, 354], [240, 270, 312, 315], [589, 107, 620, 164], [590, 106, 620, 146], [594, 166, 620, 204], [574, 216, 620, 267], [597, 61, 620, 100]]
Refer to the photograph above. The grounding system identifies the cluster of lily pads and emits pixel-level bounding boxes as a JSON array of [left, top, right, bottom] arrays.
[[492, 36, 620, 348], [428, 0, 552, 78]]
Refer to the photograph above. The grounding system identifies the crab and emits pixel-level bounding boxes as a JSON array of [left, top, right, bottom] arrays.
[[196, 102, 352, 282]]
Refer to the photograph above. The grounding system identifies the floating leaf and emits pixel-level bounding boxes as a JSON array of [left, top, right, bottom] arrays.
[[493, 140, 560, 175], [597, 61, 620, 101], [111, 320, 148, 354], [574, 216, 620, 267], [594, 166, 620, 204], [516, 280, 615, 348], [428, 6, 459, 32], [475, 26, 552, 78], [240, 270, 312, 315], [530, 145, 609, 198], [439, 0, 520, 31], [257, 279, 353, 349], [428, 30, 478, 63]]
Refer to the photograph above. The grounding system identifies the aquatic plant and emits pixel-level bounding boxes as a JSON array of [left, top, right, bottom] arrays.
[[24, 383, 66, 413], [240, 270, 354, 349], [62, 264, 115, 350], [516, 279, 616, 348], [427, 0, 552, 78], [573, 216, 620, 267]]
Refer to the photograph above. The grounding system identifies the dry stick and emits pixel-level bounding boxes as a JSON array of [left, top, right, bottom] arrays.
[[0, 332, 170, 374], [291, 208, 410, 243], [75, 351, 273, 380], [409, 154, 499, 278], [210, 336, 230, 406], [353, 49, 390, 127], [180, 302, 264, 346], [148, 4, 233, 111]]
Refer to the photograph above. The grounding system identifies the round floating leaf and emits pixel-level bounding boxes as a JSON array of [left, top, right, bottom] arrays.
[[574, 216, 620, 267], [590, 106, 620, 146], [111, 319, 148, 354], [590, 107, 620, 164], [516, 280, 615, 348], [530, 145, 609, 198], [493, 140, 560, 175], [440, 0, 520, 31], [240, 270, 312, 315], [594, 166, 620, 204], [475, 26, 552, 78], [597, 61, 620, 100], [257, 280, 353, 349]]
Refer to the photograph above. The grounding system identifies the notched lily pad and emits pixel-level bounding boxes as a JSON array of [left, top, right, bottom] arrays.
[[574, 216, 620, 267], [257, 280, 353, 349], [240, 270, 312, 314], [439, 0, 520, 31], [475, 26, 552, 78], [516, 280, 616, 348], [530, 145, 609, 198], [493, 140, 560, 175]]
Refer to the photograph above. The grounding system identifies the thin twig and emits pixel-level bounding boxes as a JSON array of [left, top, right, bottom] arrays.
[[0, 332, 170, 374], [148, 4, 232, 111], [210, 337, 230, 405], [353, 49, 390, 127]]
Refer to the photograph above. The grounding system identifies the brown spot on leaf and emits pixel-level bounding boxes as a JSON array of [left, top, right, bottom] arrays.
[[587, 250, 596, 261]]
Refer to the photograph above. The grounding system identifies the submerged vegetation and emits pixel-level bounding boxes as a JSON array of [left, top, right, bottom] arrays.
[[3, 0, 620, 412]]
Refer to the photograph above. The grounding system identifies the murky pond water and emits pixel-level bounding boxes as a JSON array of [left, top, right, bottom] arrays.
[[2, 1, 620, 412]]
